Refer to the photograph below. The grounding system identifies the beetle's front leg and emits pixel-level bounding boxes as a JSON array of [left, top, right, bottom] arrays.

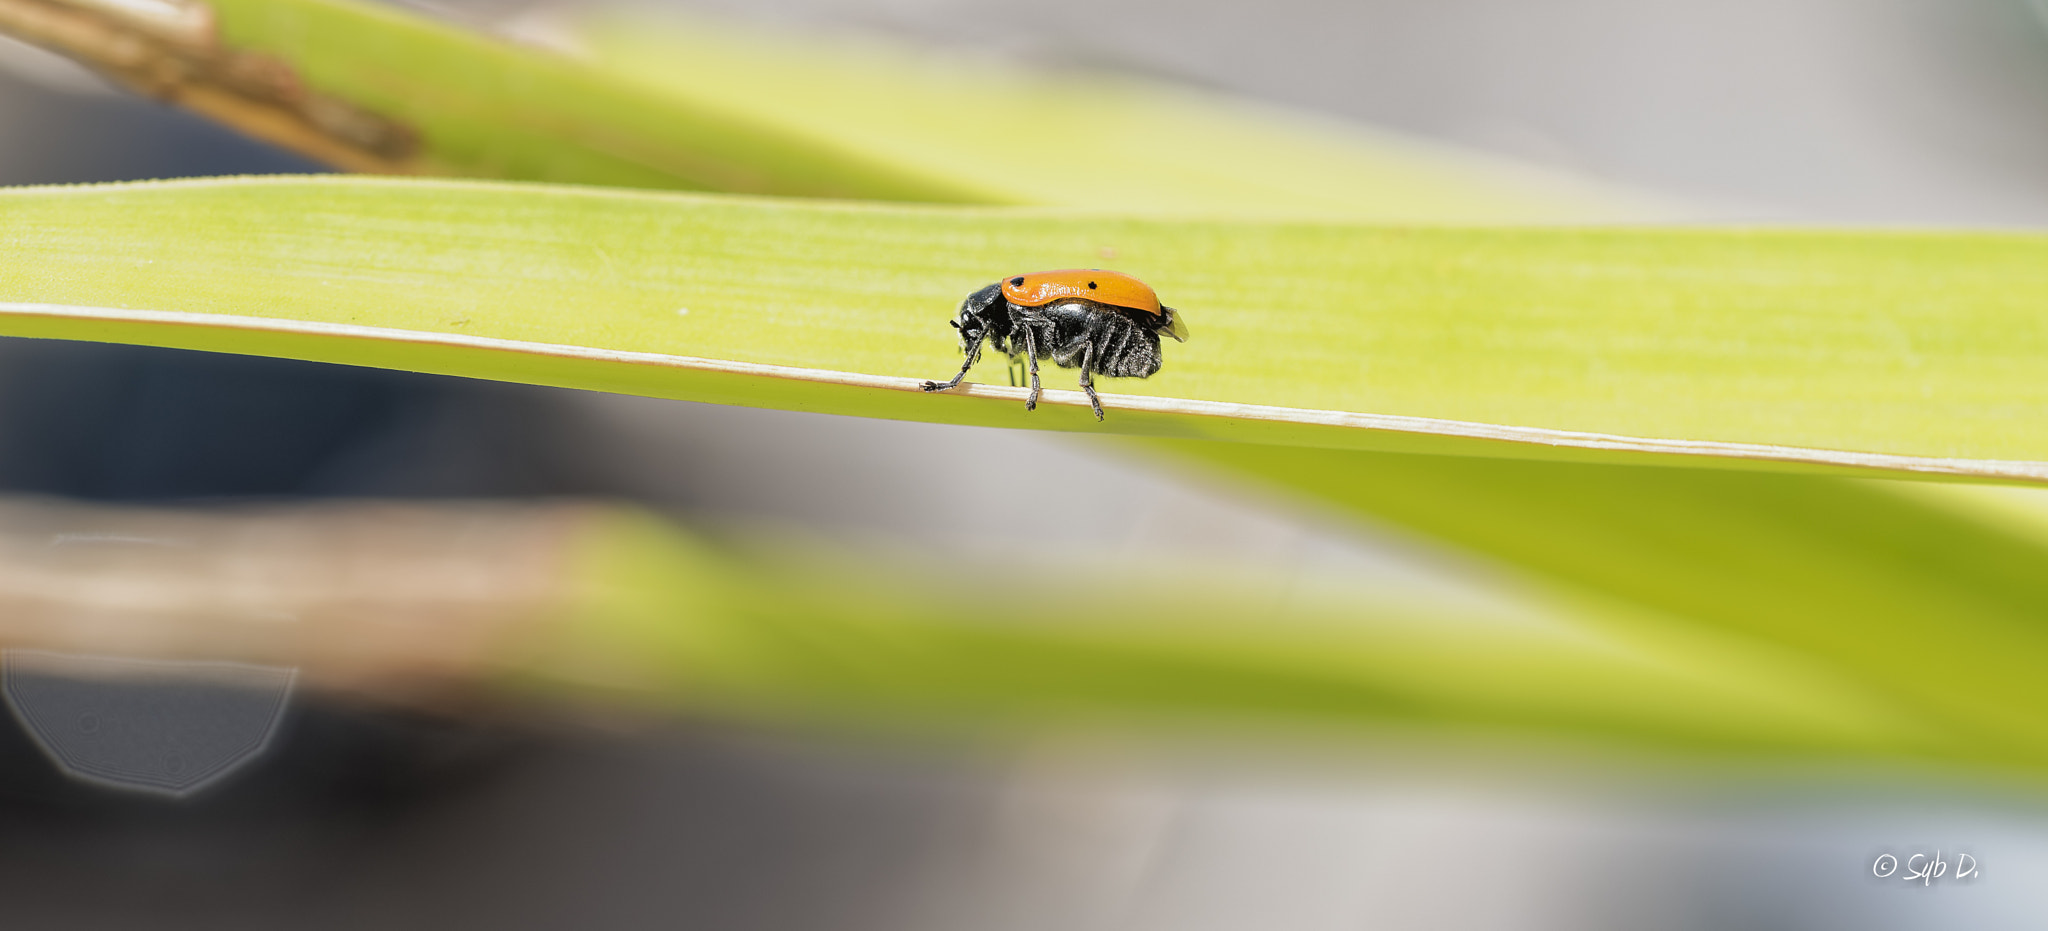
[[922, 329, 988, 393]]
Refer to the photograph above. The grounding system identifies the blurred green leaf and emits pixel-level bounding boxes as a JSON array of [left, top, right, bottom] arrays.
[[571, 9, 1658, 221], [3, 0, 1651, 219], [203, 0, 987, 197], [533, 509, 1946, 763], [1150, 443, 2048, 768]]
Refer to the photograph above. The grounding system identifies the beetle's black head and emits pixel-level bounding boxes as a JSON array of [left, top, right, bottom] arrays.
[[951, 282, 1007, 351]]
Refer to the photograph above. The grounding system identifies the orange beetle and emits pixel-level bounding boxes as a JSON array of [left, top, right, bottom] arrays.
[[921, 270, 1189, 421]]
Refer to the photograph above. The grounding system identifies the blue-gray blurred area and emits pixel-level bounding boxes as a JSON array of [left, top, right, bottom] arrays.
[[5, 2, 2048, 929], [0, 37, 327, 184]]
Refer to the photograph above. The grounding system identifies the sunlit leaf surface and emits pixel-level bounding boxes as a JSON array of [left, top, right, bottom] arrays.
[[7, 176, 2048, 480]]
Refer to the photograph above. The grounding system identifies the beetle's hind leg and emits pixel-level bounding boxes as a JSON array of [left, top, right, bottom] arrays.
[[1079, 347, 1105, 421], [1022, 327, 1043, 411]]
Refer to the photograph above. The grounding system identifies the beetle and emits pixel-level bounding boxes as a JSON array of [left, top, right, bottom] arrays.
[[919, 269, 1189, 420]]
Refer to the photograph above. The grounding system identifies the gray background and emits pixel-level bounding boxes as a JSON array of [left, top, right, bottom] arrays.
[[4, 1, 2048, 928]]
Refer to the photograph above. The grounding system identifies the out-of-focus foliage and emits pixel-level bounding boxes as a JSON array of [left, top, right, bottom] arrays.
[[0, 493, 1947, 763], [572, 10, 1655, 221], [546, 509, 1938, 761], [74, 0, 1648, 219], [1159, 442, 2048, 770], [201, 0, 979, 197]]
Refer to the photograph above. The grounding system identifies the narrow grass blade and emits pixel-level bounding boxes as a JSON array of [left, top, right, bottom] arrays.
[[8, 176, 2048, 480]]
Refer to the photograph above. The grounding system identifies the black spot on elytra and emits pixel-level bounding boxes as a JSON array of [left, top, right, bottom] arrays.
[[1010, 277, 1026, 286], [1088, 281, 1097, 288]]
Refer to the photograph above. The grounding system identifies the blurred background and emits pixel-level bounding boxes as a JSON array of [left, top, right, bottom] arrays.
[[6, 1, 2048, 928]]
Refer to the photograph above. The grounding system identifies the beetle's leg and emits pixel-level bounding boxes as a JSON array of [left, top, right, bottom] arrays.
[[1022, 326, 1043, 411], [1079, 345, 1104, 421], [921, 329, 987, 393]]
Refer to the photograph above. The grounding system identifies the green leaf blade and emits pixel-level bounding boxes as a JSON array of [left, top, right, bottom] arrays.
[[10, 176, 2048, 480]]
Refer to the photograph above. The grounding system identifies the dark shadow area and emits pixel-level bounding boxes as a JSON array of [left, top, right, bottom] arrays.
[[0, 702, 955, 931], [0, 340, 607, 501], [0, 60, 324, 185]]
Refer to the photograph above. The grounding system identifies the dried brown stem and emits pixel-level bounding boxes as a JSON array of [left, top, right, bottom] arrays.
[[0, 0, 419, 171]]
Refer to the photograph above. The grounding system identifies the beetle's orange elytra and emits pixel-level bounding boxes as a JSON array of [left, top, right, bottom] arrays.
[[999, 269, 1163, 317]]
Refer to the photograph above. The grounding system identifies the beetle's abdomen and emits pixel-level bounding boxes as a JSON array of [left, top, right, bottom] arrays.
[[1095, 324, 1162, 378]]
